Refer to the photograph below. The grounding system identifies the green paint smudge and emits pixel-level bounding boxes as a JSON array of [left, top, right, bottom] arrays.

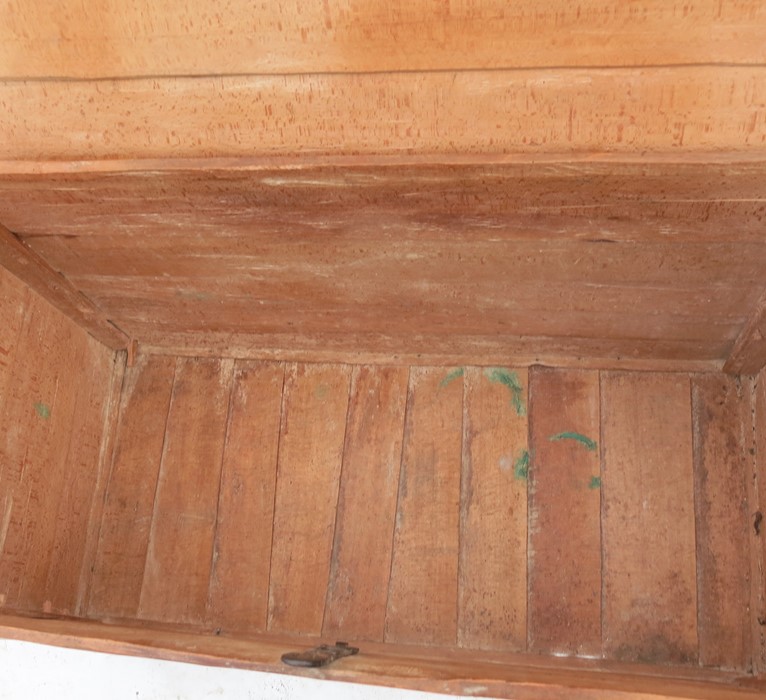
[[514, 449, 529, 480], [548, 431, 598, 451], [484, 368, 526, 416], [440, 367, 464, 388], [34, 402, 51, 420], [589, 475, 602, 489]]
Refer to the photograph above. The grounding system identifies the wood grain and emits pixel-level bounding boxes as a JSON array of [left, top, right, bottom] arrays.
[[87, 356, 176, 618], [0, 268, 114, 615], [207, 361, 284, 634], [267, 364, 351, 635], [138, 358, 233, 625], [385, 367, 462, 646], [528, 367, 602, 656], [601, 372, 698, 665], [724, 291, 766, 376], [4, 162, 766, 245], [0, 224, 128, 349], [3, 1, 764, 79], [692, 374, 752, 670], [17, 230, 764, 368], [76, 349, 126, 616], [140, 332, 724, 374], [323, 366, 408, 642], [458, 366, 527, 651], [752, 371, 766, 673], [0, 614, 765, 700], [1, 67, 764, 161]]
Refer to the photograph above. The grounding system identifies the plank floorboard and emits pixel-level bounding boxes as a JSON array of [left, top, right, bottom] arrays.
[[207, 361, 284, 634], [601, 372, 698, 665], [323, 365, 409, 642], [528, 367, 602, 657], [385, 367, 462, 646], [267, 364, 351, 636], [458, 366, 528, 651], [138, 358, 233, 625]]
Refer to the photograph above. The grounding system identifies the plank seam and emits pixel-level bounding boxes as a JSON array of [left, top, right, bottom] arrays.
[[77, 349, 128, 617], [383, 366, 412, 644], [137, 357, 179, 620], [321, 364, 355, 637], [265, 362, 289, 633], [204, 360, 237, 628]]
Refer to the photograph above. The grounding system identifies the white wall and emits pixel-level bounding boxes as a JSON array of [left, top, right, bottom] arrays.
[[0, 638, 494, 700]]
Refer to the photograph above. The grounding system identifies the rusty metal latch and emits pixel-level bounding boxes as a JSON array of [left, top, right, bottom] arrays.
[[281, 641, 359, 668]]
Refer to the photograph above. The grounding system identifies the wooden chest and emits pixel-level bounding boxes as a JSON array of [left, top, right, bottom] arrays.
[[1, 2, 765, 698]]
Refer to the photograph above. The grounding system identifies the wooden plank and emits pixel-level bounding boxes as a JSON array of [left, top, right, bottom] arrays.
[[0, 294, 84, 611], [385, 367, 462, 646], [0, 267, 30, 423], [1, 67, 764, 161], [207, 361, 284, 634], [40, 337, 115, 614], [0, 224, 128, 350], [601, 372, 698, 665], [138, 358, 233, 625], [323, 365, 408, 642], [18, 231, 764, 368], [3, 161, 766, 245], [75, 350, 126, 616], [87, 355, 176, 618], [2, 1, 764, 79], [458, 367, 528, 651], [267, 363, 351, 636], [0, 281, 115, 614], [0, 614, 764, 700], [724, 290, 766, 376], [692, 374, 752, 670], [527, 367, 602, 656], [753, 371, 766, 673], [139, 331, 724, 374]]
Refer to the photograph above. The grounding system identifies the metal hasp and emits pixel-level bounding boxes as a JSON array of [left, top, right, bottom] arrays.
[[281, 641, 360, 668]]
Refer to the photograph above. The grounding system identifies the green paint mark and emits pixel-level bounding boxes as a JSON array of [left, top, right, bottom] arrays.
[[314, 384, 329, 400], [440, 367, 464, 388], [484, 368, 526, 416], [548, 431, 598, 451], [589, 475, 602, 489], [514, 449, 529, 480], [34, 402, 51, 420]]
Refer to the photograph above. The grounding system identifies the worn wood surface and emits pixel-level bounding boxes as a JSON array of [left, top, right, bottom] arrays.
[[3, 1, 764, 79], [724, 292, 766, 376], [15, 353, 755, 673], [0, 224, 128, 350], [267, 364, 351, 635], [692, 375, 752, 670], [458, 366, 528, 651], [385, 367, 463, 646], [207, 362, 284, 634], [1, 68, 765, 161], [0, 266, 115, 615], [87, 356, 176, 618], [0, 613, 765, 700], [138, 359, 233, 625], [752, 372, 766, 674], [1, 161, 762, 370], [601, 373, 698, 665], [323, 366, 408, 642], [76, 349, 125, 616], [528, 368, 602, 656]]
